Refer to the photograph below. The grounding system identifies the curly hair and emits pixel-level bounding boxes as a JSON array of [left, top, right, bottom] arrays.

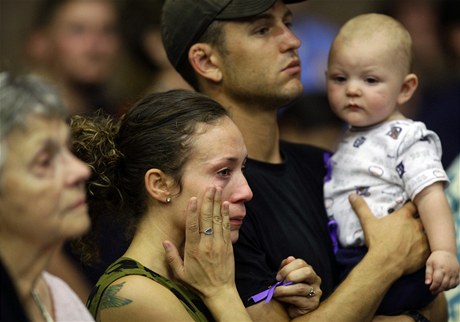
[[70, 112, 123, 264], [70, 89, 228, 264]]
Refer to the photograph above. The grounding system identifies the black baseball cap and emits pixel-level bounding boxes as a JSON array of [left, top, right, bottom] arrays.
[[161, 0, 306, 76]]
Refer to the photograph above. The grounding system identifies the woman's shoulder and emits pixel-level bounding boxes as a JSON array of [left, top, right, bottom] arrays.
[[105, 273, 183, 305], [96, 268, 196, 321]]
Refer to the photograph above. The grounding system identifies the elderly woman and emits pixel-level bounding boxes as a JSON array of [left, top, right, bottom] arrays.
[[0, 73, 94, 322]]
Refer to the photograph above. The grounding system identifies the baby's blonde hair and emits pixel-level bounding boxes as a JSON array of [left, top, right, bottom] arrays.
[[330, 13, 413, 74]]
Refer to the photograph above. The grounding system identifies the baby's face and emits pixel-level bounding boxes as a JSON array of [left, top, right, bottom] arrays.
[[326, 36, 409, 127]]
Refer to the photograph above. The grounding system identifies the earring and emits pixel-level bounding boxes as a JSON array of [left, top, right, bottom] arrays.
[[166, 197, 171, 203]]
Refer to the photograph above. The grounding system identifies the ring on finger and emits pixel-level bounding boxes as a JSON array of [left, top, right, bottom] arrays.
[[200, 227, 214, 236], [307, 287, 316, 298]]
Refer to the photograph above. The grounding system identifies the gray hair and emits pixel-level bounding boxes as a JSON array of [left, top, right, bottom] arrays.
[[0, 72, 68, 175]]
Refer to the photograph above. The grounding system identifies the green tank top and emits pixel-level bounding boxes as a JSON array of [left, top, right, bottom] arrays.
[[86, 257, 214, 322]]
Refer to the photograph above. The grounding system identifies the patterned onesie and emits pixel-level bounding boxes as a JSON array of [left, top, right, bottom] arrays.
[[324, 119, 448, 247], [323, 119, 448, 315]]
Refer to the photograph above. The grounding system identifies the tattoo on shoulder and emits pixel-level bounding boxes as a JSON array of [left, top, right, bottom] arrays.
[[100, 282, 133, 310]]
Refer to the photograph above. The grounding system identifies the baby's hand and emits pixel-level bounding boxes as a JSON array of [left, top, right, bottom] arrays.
[[425, 250, 460, 293]]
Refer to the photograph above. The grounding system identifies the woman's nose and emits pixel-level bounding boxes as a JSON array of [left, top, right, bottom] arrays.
[[240, 177, 253, 202]]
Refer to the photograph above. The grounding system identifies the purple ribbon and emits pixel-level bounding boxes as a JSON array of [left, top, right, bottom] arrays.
[[323, 152, 332, 182], [328, 219, 339, 254], [249, 280, 294, 304]]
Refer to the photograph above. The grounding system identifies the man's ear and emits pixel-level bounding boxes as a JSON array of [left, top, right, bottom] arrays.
[[188, 43, 222, 82], [144, 168, 174, 204], [397, 73, 418, 106]]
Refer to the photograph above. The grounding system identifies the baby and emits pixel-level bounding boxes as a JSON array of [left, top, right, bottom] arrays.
[[324, 13, 459, 315]]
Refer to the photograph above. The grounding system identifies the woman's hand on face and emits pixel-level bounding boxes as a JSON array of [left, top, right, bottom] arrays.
[[163, 186, 235, 299], [273, 256, 322, 318]]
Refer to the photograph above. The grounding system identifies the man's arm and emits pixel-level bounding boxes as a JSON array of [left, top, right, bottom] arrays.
[[247, 195, 430, 322], [372, 293, 448, 322]]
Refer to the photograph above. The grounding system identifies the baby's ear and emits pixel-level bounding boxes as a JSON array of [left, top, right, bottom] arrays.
[[397, 73, 418, 106]]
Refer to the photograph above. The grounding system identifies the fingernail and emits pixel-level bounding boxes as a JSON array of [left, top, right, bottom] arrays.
[[190, 197, 197, 211], [162, 241, 171, 250], [349, 193, 357, 201]]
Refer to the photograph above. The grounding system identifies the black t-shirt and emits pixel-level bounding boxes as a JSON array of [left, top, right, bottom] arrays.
[[234, 141, 338, 306]]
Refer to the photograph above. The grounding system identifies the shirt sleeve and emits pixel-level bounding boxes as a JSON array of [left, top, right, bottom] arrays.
[[396, 122, 449, 200], [234, 215, 279, 307]]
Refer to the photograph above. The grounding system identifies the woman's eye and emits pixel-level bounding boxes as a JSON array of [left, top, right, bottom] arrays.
[[217, 168, 231, 177]]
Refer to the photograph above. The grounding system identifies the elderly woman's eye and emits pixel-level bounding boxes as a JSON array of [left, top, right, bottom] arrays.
[[36, 154, 52, 168]]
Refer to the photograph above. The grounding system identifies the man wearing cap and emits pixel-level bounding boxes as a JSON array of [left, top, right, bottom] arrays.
[[161, 0, 447, 321]]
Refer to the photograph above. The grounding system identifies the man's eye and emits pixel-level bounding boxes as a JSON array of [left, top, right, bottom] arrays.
[[255, 27, 269, 35]]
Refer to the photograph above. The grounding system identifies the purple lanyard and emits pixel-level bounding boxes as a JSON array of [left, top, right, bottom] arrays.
[[249, 280, 294, 304], [323, 152, 332, 182], [328, 219, 339, 254]]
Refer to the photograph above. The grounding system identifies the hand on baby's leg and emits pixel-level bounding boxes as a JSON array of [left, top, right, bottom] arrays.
[[425, 250, 460, 293]]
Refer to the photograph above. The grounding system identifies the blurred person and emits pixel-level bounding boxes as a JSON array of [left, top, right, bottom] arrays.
[[24, 0, 121, 116], [445, 153, 460, 322], [380, 0, 460, 168], [22, 0, 123, 301], [0, 72, 94, 321], [47, 0, 193, 295], [324, 13, 459, 315], [439, 0, 460, 75], [439, 2, 460, 291], [115, 0, 191, 99], [380, 0, 448, 91], [161, 0, 446, 321], [413, 0, 460, 169]]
